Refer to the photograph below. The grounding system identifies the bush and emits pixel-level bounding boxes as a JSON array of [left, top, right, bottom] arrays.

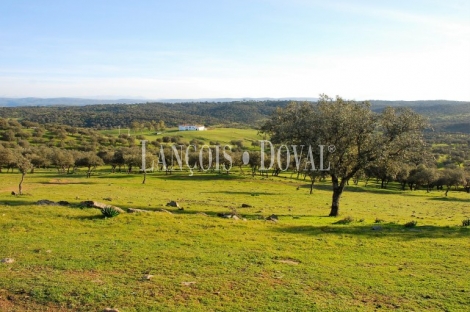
[[101, 206, 120, 218], [462, 218, 470, 227], [334, 216, 354, 224], [404, 220, 418, 228], [374, 218, 384, 223]]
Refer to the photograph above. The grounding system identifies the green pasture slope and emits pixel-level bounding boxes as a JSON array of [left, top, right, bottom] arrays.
[[1, 169, 469, 311], [101, 127, 264, 149]]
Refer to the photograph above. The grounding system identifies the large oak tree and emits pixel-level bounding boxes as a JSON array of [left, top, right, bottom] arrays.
[[261, 95, 427, 216]]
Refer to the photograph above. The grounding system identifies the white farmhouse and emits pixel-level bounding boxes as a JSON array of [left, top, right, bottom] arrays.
[[178, 124, 206, 131]]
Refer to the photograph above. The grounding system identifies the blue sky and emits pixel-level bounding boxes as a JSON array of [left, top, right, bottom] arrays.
[[1, 0, 469, 100]]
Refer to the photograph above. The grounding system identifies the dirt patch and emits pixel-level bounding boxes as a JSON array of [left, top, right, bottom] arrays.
[[0, 289, 69, 312]]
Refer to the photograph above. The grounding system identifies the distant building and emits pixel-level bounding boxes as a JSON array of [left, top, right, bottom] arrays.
[[178, 124, 206, 131]]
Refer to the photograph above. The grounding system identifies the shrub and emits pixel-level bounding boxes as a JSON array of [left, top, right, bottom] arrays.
[[374, 218, 384, 223], [334, 216, 354, 224], [404, 220, 418, 228], [101, 206, 120, 218], [462, 218, 470, 227]]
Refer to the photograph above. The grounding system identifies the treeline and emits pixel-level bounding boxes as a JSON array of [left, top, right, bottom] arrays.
[[1, 101, 469, 133], [0, 101, 291, 129]]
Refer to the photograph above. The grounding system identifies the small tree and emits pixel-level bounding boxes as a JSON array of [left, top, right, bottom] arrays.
[[17, 156, 32, 195], [75, 152, 104, 178]]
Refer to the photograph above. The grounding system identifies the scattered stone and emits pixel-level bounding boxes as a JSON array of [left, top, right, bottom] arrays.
[[166, 201, 180, 208], [127, 208, 151, 213], [372, 226, 383, 231], [156, 208, 172, 214], [46, 250, 52, 253], [80, 201, 125, 213], [181, 281, 196, 286], [1, 258, 14, 264], [103, 309, 120, 312], [36, 200, 58, 206], [178, 207, 184, 211], [217, 213, 239, 219], [142, 274, 154, 280], [103, 197, 112, 201], [80, 201, 95, 208], [266, 214, 278, 222], [57, 201, 70, 206], [241, 204, 252, 208]]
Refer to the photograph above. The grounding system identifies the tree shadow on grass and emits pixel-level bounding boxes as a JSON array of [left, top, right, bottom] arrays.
[[38, 181, 97, 185], [428, 197, 470, 203], [68, 214, 106, 220], [153, 173, 244, 181], [200, 191, 279, 196], [272, 224, 470, 240], [0, 199, 39, 207]]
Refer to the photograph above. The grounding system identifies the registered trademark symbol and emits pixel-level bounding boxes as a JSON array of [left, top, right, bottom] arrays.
[[328, 145, 336, 153]]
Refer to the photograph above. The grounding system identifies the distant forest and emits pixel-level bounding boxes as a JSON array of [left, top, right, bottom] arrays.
[[0, 100, 469, 133]]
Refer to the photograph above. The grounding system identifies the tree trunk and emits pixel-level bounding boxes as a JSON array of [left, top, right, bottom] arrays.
[[142, 171, 147, 184], [329, 177, 344, 217], [19, 173, 25, 195]]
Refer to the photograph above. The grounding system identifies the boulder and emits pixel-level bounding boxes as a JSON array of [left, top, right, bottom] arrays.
[[266, 214, 279, 222], [217, 213, 239, 219], [36, 200, 58, 206], [166, 201, 180, 208], [80, 201, 125, 213], [127, 208, 151, 213], [156, 208, 173, 214], [142, 274, 154, 280]]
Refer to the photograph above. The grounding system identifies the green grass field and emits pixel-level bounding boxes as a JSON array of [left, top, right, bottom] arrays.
[[101, 127, 264, 149], [1, 169, 469, 311]]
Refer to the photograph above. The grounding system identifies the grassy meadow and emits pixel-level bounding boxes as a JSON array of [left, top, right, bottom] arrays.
[[101, 127, 264, 150], [1, 166, 469, 311]]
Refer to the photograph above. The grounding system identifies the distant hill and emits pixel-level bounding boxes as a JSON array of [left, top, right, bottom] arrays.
[[0, 97, 321, 107], [2, 97, 468, 108], [369, 100, 470, 108], [0, 97, 147, 107]]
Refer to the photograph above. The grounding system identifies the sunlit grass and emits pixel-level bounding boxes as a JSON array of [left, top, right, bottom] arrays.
[[1, 170, 469, 311]]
